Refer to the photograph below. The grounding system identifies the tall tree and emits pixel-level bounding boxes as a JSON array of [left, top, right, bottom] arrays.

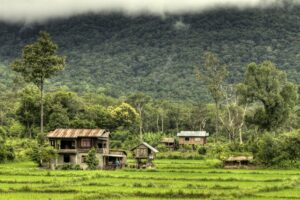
[[238, 61, 298, 131], [17, 85, 40, 138], [196, 52, 228, 139], [219, 85, 247, 144], [11, 32, 65, 135], [127, 93, 151, 141]]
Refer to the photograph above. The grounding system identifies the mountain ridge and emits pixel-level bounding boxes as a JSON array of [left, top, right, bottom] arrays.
[[0, 5, 299, 101]]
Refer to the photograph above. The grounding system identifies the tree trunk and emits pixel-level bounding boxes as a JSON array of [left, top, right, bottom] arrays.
[[40, 78, 44, 135], [215, 101, 219, 142], [27, 121, 31, 138], [139, 108, 143, 142], [239, 128, 243, 144], [156, 114, 160, 132], [161, 115, 164, 133]]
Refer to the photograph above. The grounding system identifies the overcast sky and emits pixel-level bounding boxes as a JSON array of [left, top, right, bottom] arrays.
[[0, 0, 294, 23]]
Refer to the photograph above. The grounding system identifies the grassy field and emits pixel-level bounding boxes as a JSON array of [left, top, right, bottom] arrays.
[[0, 160, 300, 200]]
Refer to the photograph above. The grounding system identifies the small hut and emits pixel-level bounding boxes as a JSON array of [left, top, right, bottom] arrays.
[[177, 131, 209, 146], [224, 156, 253, 168], [161, 137, 175, 150], [131, 142, 158, 168]]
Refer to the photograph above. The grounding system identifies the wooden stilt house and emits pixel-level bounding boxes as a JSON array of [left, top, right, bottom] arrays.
[[131, 142, 158, 169]]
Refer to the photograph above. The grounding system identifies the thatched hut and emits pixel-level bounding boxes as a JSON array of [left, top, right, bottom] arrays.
[[224, 156, 253, 168]]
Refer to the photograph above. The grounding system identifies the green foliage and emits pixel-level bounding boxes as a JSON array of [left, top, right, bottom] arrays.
[[156, 144, 168, 152], [179, 144, 193, 152], [0, 127, 7, 163], [109, 103, 139, 128], [10, 32, 65, 86], [6, 138, 36, 161], [16, 85, 40, 137], [1, 6, 300, 101], [9, 120, 26, 138], [157, 151, 205, 160], [86, 148, 99, 170], [277, 130, 300, 163], [198, 146, 207, 155], [206, 143, 231, 160], [0, 126, 15, 163], [11, 31, 66, 134], [143, 132, 164, 146], [196, 51, 228, 105], [30, 143, 57, 167], [59, 163, 81, 170], [238, 61, 298, 131], [255, 130, 300, 167], [255, 133, 281, 166], [0, 126, 6, 141]]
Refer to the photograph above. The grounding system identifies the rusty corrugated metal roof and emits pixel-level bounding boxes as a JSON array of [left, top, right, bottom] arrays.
[[47, 129, 109, 138]]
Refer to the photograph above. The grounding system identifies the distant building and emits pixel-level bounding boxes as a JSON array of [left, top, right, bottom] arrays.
[[161, 137, 176, 150], [177, 131, 209, 145], [131, 142, 158, 168], [224, 156, 253, 168], [47, 129, 126, 169]]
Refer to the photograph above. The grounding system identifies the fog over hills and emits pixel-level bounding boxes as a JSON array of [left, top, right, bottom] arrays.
[[0, 2, 299, 101]]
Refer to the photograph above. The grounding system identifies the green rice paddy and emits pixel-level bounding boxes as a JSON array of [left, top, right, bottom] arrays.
[[0, 160, 300, 199]]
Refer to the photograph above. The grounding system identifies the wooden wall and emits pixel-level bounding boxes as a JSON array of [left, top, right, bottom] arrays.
[[178, 137, 207, 145]]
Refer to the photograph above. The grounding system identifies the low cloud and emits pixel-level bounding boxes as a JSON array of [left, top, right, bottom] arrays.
[[0, 0, 295, 23]]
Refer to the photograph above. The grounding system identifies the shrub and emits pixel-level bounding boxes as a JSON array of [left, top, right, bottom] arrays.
[[278, 130, 300, 163], [157, 151, 205, 160], [8, 121, 25, 137], [198, 146, 207, 155], [60, 163, 81, 170], [255, 133, 280, 166], [206, 143, 231, 160], [143, 132, 164, 146], [157, 144, 168, 152], [179, 144, 193, 152], [86, 148, 99, 170], [30, 143, 57, 167]]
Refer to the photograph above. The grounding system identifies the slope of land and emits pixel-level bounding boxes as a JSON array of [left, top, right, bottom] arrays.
[[0, 5, 299, 101]]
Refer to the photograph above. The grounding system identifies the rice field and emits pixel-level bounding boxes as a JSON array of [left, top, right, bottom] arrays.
[[0, 160, 300, 200]]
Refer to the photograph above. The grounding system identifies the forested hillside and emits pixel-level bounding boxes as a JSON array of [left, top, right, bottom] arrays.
[[0, 5, 300, 101]]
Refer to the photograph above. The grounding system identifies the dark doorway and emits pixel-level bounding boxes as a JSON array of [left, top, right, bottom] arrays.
[[98, 142, 106, 148], [64, 155, 70, 163]]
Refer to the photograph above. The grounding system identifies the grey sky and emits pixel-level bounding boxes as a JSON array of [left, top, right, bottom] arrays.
[[0, 0, 293, 23]]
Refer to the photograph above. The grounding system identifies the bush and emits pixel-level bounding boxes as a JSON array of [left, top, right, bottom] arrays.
[[6, 138, 36, 161], [278, 130, 300, 163], [5, 145, 15, 161], [254, 131, 300, 167], [255, 133, 280, 166], [198, 146, 207, 155], [157, 144, 168, 152], [86, 148, 99, 170], [179, 144, 193, 152], [143, 132, 164, 146], [30, 143, 57, 167], [60, 163, 81, 170], [206, 143, 231, 160], [157, 151, 205, 160], [8, 121, 25, 137]]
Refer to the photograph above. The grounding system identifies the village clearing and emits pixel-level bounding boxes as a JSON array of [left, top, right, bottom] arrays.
[[0, 160, 300, 200]]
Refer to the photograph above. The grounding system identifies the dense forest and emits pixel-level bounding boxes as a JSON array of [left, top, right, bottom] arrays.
[[0, 4, 300, 101], [0, 3, 300, 168]]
